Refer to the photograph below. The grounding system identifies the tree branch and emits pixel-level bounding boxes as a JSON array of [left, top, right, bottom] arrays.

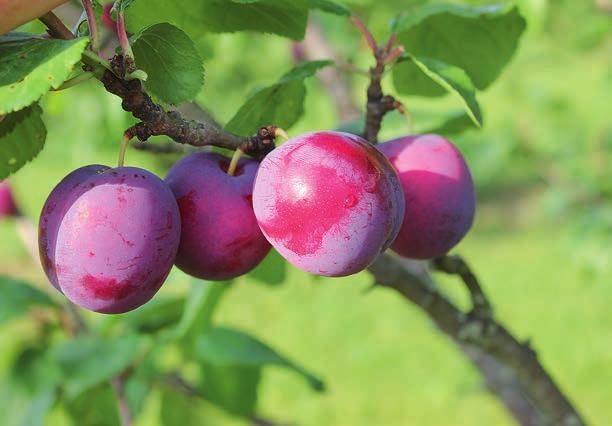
[[39, 11, 74, 40], [432, 254, 492, 318], [351, 16, 585, 426], [40, 11, 278, 160], [368, 254, 585, 425], [351, 17, 405, 143]]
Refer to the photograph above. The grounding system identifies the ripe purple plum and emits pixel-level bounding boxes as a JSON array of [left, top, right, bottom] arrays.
[[39, 166, 181, 313], [0, 181, 19, 218], [165, 152, 271, 280], [39, 165, 108, 292], [253, 131, 405, 277], [378, 134, 476, 259]]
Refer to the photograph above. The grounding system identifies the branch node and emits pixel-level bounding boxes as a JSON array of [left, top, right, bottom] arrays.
[[432, 255, 493, 319]]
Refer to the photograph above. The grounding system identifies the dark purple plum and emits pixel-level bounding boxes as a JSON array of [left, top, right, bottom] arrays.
[[39, 166, 181, 313], [378, 134, 475, 259], [0, 181, 19, 218], [165, 152, 271, 280], [252, 131, 405, 277]]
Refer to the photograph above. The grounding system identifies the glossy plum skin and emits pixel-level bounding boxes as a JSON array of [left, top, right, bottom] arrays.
[[166, 152, 271, 280], [378, 134, 476, 259], [0, 181, 19, 218], [39, 166, 181, 313], [253, 131, 405, 277]]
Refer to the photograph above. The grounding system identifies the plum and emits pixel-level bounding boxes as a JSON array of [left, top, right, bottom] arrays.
[[39, 165, 109, 292], [39, 166, 181, 313], [0, 181, 19, 218], [378, 134, 475, 259], [252, 131, 405, 277], [165, 152, 271, 280]]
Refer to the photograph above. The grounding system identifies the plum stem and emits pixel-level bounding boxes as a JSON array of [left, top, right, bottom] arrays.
[[350, 15, 378, 54], [116, 10, 135, 72], [82, 0, 99, 52], [227, 148, 243, 176], [118, 134, 132, 167], [111, 375, 133, 426], [273, 127, 289, 142]]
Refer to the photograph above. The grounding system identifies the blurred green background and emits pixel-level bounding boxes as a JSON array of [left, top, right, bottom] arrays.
[[1, 0, 611, 425]]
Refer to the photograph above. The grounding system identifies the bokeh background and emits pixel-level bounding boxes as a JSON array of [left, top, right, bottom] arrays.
[[1, 0, 611, 425]]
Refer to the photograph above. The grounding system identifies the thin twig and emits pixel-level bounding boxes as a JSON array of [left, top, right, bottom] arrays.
[[116, 9, 135, 72], [352, 16, 406, 143], [432, 255, 492, 318], [39, 12, 75, 40], [82, 0, 99, 51], [383, 46, 405, 65], [350, 15, 377, 54], [111, 374, 133, 426]]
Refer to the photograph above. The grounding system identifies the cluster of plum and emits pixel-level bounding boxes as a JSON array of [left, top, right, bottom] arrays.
[[38, 131, 475, 314]]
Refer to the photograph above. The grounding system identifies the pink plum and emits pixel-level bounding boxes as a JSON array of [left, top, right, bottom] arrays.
[[0, 181, 19, 218], [253, 131, 405, 277], [39, 166, 181, 313], [165, 152, 271, 280], [378, 134, 475, 259]]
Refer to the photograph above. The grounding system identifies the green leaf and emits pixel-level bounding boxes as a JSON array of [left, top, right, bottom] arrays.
[[225, 60, 332, 135], [0, 104, 47, 179], [159, 386, 241, 426], [393, 4, 526, 91], [51, 334, 148, 398], [0, 276, 56, 323], [404, 55, 482, 127], [130, 23, 204, 105], [195, 326, 324, 391], [125, 0, 347, 41], [64, 384, 121, 426], [103, 296, 185, 334], [175, 281, 230, 341], [10, 345, 62, 394], [301, 0, 351, 16], [112, 0, 135, 13], [125, 378, 149, 419], [421, 110, 480, 136], [200, 363, 260, 417], [0, 34, 89, 114], [246, 250, 287, 286], [19, 387, 56, 426]]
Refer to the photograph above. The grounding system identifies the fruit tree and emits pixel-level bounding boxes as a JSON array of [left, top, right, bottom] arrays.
[[0, 1, 589, 425]]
